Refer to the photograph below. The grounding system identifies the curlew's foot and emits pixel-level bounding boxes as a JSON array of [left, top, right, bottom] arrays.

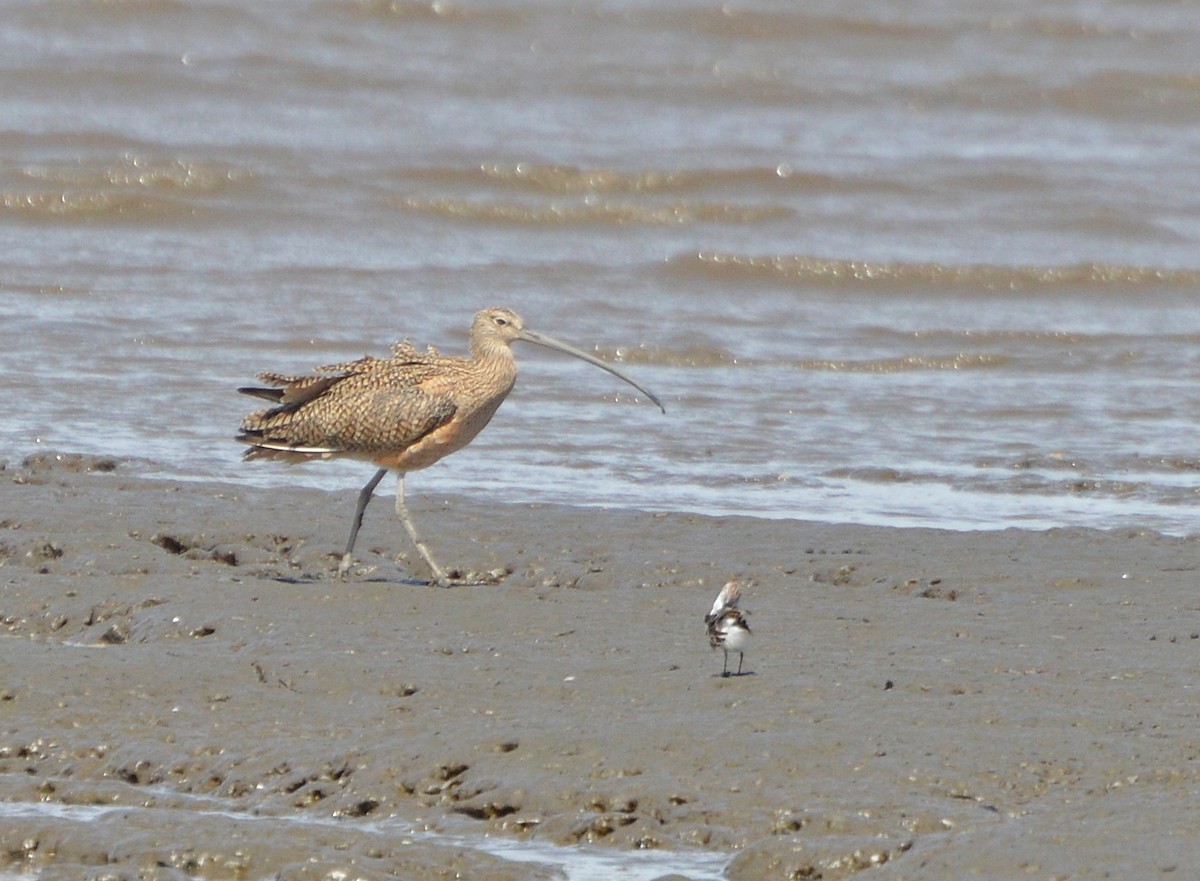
[[428, 567, 511, 588], [338, 556, 509, 587]]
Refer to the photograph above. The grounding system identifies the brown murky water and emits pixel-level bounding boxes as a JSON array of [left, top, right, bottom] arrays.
[[3, 1, 1200, 533]]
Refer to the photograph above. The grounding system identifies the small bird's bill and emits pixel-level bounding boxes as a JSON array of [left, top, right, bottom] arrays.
[[517, 328, 666, 414]]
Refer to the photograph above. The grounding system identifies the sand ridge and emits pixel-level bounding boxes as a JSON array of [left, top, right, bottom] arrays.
[[2, 453, 1199, 879]]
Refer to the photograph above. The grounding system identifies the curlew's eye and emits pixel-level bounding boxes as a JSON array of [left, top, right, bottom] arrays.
[[495, 316, 509, 326]]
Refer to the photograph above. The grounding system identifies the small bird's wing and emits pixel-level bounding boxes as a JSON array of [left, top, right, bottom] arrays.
[[706, 581, 741, 620], [708, 620, 725, 649], [708, 608, 750, 645]]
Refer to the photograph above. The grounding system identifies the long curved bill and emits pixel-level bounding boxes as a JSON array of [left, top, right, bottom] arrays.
[[517, 328, 667, 414]]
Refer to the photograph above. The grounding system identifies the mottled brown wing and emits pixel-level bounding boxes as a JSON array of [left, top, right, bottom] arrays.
[[237, 374, 342, 408], [237, 357, 458, 458]]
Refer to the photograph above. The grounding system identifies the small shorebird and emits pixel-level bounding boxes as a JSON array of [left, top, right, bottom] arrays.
[[705, 581, 752, 677], [236, 306, 665, 585]]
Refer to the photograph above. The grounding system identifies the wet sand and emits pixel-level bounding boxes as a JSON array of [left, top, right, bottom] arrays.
[[2, 453, 1199, 880]]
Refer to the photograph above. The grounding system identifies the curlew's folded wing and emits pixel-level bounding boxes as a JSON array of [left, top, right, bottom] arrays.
[[236, 355, 459, 460], [238, 373, 342, 408]]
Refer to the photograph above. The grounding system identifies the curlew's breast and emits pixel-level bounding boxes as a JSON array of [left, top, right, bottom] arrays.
[[370, 381, 511, 472]]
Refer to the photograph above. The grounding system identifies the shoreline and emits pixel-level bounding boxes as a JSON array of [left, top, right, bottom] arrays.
[[2, 453, 1199, 879]]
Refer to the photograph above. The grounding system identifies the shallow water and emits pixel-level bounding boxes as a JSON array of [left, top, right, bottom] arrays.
[[3, 0, 1200, 533], [0, 798, 729, 881]]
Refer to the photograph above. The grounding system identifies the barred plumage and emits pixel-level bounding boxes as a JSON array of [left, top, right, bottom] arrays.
[[236, 307, 664, 585]]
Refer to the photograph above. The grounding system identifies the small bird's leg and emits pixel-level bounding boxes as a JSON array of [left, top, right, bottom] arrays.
[[394, 473, 452, 587], [735, 653, 744, 676], [721, 651, 730, 678], [338, 468, 388, 578]]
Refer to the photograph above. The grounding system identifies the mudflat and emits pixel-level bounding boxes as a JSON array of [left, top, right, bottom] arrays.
[[2, 453, 1198, 879]]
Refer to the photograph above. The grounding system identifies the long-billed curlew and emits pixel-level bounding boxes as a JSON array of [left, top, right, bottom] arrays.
[[236, 306, 665, 585]]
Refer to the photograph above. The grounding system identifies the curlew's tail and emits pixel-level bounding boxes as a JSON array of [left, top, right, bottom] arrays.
[[237, 386, 286, 403], [235, 372, 349, 461], [235, 432, 341, 463]]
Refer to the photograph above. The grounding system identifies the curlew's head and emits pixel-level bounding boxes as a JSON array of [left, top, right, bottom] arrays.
[[470, 306, 527, 354], [471, 306, 666, 413]]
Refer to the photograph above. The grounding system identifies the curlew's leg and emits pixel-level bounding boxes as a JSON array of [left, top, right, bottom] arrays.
[[338, 468, 388, 578], [394, 473, 451, 587]]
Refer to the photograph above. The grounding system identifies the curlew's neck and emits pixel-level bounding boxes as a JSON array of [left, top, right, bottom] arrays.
[[468, 334, 519, 396], [471, 333, 516, 363]]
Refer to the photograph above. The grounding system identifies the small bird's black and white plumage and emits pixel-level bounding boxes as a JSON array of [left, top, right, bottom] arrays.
[[705, 581, 752, 677]]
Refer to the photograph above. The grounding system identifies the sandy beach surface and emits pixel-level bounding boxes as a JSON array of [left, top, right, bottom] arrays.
[[2, 452, 1199, 880]]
